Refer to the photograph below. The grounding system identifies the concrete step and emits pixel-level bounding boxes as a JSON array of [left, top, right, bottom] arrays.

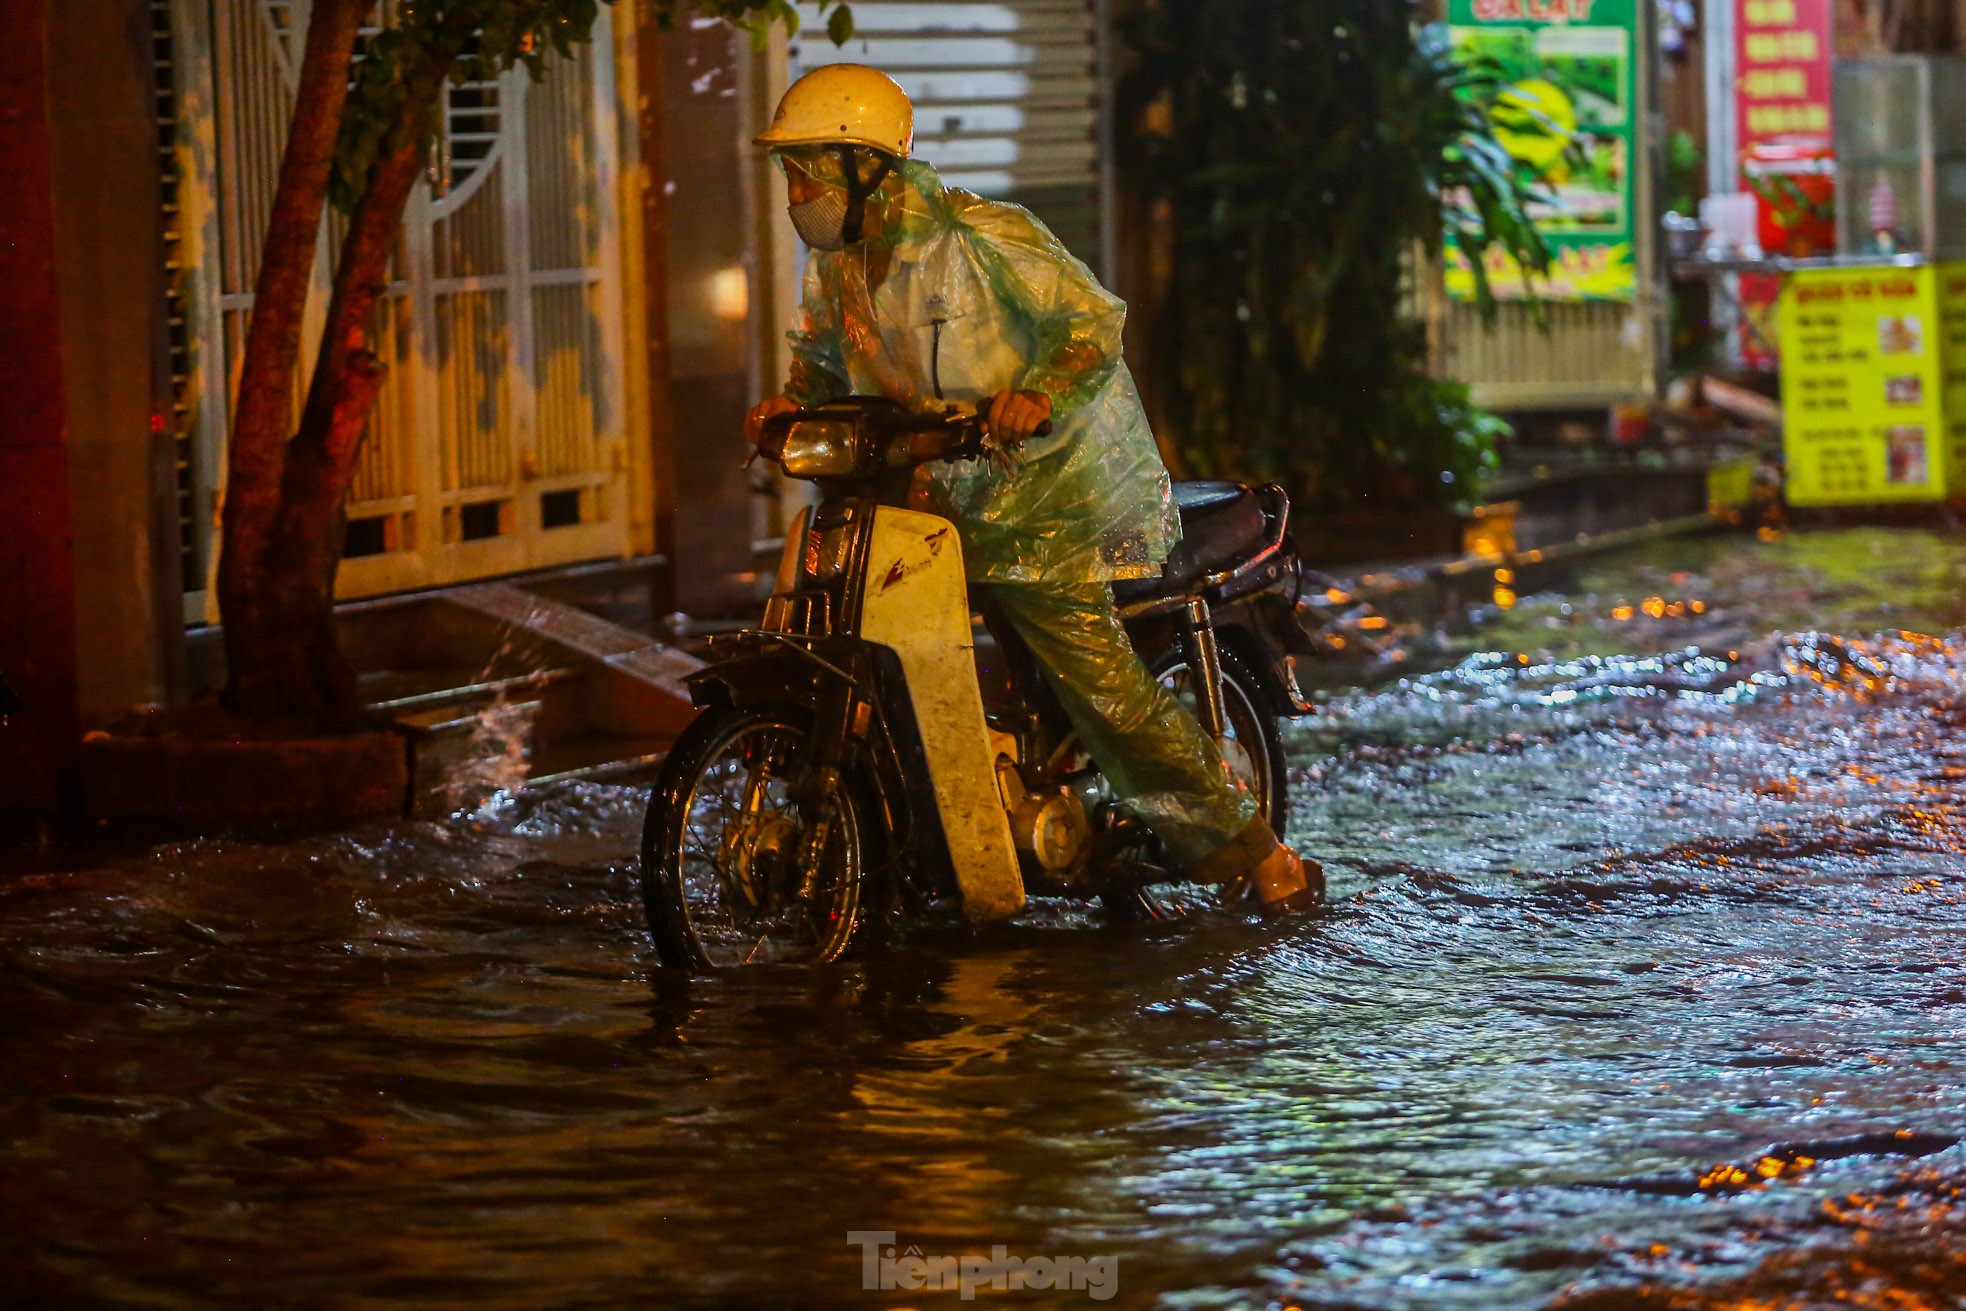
[[335, 583, 703, 813], [359, 665, 581, 714], [528, 732, 672, 787], [394, 696, 544, 818]]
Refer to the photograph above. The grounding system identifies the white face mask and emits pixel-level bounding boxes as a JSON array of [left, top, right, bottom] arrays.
[[788, 189, 851, 251]]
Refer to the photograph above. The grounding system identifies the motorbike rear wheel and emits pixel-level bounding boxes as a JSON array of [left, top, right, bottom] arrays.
[[1151, 645, 1288, 839], [641, 704, 871, 969], [1097, 645, 1290, 922]]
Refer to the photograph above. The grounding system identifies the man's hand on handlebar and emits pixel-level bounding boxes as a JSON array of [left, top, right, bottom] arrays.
[[745, 394, 799, 448], [743, 392, 1048, 478], [986, 390, 1053, 445]]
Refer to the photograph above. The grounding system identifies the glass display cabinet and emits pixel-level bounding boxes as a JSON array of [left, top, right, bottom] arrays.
[[1834, 55, 1966, 259]]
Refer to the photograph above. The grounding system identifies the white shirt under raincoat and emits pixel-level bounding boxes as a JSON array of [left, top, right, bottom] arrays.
[[783, 159, 1179, 584]]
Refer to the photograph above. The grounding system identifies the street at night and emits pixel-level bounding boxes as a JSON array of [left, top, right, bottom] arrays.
[[12, 0, 1966, 1303], [6, 527, 1962, 1308]]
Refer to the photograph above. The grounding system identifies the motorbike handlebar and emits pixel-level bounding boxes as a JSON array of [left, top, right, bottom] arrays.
[[931, 410, 1052, 461], [759, 398, 1050, 479]]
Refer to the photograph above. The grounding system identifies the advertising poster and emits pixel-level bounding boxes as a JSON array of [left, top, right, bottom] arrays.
[[1443, 0, 1639, 302], [1940, 264, 1966, 483], [1734, 0, 1832, 147], [1779, 265, 1950, 504], [1734, 0, 1836, 368]]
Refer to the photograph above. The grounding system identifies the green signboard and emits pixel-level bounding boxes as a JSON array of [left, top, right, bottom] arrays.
[[1443, 0, 1640, 302]]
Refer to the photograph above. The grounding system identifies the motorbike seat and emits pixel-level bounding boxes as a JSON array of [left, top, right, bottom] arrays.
[[1112, 481, 1269, 602]]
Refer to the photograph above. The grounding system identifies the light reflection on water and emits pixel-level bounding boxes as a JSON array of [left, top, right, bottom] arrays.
[[4, 527, 1966, 1309]]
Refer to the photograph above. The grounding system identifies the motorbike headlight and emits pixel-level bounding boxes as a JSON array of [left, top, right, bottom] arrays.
[[773, 418, 860, 478]]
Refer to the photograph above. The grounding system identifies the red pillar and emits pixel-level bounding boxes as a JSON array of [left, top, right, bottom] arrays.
[[0, 0, 81, 817]]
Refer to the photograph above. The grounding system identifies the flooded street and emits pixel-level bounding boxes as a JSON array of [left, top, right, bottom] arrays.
[[5, 526, 1965, 1309]]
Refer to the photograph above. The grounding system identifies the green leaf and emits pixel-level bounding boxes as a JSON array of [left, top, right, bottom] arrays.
[[1116, 0, 1554, 512]]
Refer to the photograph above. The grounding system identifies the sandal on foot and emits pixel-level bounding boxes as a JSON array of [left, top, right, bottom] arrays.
[[1255, 849, 1326, 917]]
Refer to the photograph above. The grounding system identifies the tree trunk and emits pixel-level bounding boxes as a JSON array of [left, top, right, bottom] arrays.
[[250, 117, 432, 727], [216, 0, 371, 720], [216, 3, 608, 728]]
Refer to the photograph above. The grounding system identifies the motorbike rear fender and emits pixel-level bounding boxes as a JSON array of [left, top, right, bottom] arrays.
[[1221, 554, 1328, 714], [1213, 615, 1302, 717], [1121, 582, 1304, 719]]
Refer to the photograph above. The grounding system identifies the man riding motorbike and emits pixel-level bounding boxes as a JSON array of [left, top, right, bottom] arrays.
[[744, 65, 1323, 916]]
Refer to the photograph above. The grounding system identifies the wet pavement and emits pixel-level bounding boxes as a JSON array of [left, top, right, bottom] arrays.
[[4, 525, 1965, 1310]]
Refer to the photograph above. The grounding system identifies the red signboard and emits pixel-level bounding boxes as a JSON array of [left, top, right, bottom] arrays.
[[1733, 0, 1836, 367], [1734, 0, 1833, 151]]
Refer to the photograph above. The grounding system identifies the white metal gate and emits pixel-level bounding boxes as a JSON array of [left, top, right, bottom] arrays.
[[172, 0, 630, 616], [791, 1, 1111, 276]]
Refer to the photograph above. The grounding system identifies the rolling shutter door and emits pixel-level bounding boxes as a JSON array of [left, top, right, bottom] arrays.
[[791, 1, 1109, 275]]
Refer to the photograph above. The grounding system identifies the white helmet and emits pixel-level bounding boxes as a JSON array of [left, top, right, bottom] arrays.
[[755, 64, 914, 159]]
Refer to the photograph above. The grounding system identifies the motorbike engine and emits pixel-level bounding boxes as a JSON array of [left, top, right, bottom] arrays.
[[1010, 785, 1092, 880]]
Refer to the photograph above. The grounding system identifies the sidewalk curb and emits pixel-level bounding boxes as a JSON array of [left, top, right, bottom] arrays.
[[1334, 512, 1730, 621]]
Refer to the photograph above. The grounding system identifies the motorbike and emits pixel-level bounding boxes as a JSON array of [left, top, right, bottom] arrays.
[[640, 396, 1336, 969]]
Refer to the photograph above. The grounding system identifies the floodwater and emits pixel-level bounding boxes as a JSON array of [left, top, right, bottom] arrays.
[[5, 526, 1965, 1310]]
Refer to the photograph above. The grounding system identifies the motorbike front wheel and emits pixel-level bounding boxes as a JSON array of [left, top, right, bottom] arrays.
[[641, 705, 872, 969]]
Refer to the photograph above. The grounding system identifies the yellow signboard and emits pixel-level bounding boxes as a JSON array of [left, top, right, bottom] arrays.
[[1780, 264, 1956, 504], [1706, 455, 1757, 515], [1941, 264, 1966, 482]]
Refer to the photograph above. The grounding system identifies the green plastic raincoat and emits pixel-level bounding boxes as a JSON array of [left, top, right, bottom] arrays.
[[778, 159, 1270, 876], [782, 159, 1178, 584]]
